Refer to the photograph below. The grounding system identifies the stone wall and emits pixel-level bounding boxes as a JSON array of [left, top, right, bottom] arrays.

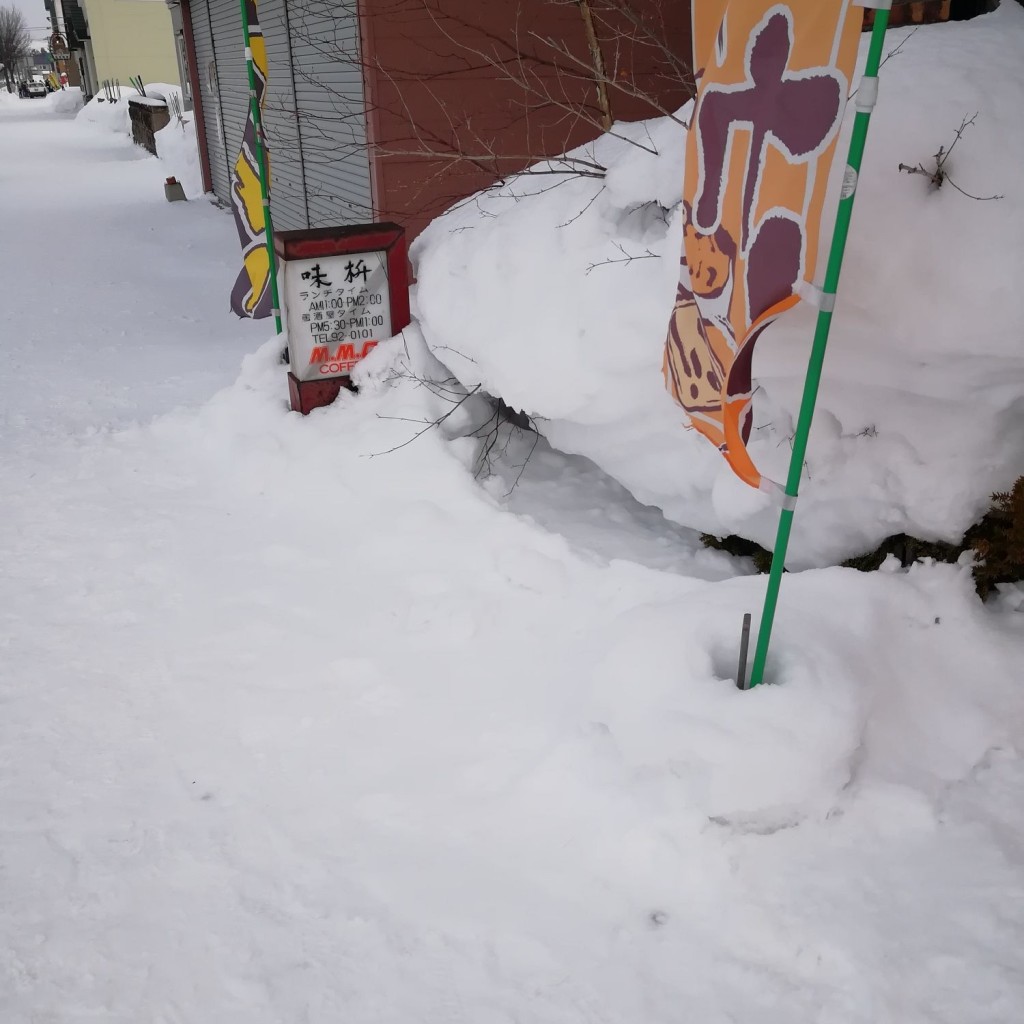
[[129, 99, 170, 156]]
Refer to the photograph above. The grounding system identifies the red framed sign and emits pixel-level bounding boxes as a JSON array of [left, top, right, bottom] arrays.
[[274, 223, 410, 414]]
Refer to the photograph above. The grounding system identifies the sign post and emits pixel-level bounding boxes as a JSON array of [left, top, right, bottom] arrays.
[[274, 223, 411, 414]]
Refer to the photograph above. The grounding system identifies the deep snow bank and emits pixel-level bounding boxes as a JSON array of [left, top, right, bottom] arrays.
[[76, 83, 183, 137], [45, 86, 84, 115], [155, 117, 204, 199], [413, 5, 1024, 568], [76, 87, 141, 135]]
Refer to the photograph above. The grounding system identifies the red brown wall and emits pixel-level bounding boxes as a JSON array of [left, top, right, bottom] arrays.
[[361, 0, 693, 239], [862, 0, 996, 30]]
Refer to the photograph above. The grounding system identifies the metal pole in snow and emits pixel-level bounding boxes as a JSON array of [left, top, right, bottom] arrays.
[[748, 3, 892, 688], [238, 0, 283, 336]]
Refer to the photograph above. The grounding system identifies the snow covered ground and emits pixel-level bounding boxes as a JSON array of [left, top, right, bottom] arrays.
[[0, 95, 255, 442], [2, 61, 1024, 1024], [45, 87, 84, 115]]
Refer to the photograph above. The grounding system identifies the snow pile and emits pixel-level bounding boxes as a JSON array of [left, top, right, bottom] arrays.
[[76, 83, 184, 137], [76, 87, 139, 134], [45, 86, 84, 114], [413, 5, 1024, 567], [155, 116, 204, 199], [139, 82, 186, 109]]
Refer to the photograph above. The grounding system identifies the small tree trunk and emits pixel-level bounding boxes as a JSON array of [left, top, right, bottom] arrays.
[[575, 0, 613, 131]]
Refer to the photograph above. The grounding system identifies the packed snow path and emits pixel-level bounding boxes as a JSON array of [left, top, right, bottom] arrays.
[[0, 99, 257, 439], [3, 99, 1024, 1024]]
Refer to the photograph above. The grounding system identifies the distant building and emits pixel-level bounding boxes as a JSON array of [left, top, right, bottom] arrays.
[[45, 0, 86, 87], [14, 43, 55, 83], [46, 0, 181, 98]]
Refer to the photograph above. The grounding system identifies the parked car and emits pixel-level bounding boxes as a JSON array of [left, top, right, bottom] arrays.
[[21, 79, 48, 99]]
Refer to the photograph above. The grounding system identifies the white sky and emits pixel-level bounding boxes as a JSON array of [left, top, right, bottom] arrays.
[[10, 0, 54, 39]]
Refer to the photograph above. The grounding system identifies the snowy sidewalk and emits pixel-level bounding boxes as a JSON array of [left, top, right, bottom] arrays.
[[0, 98, 258, 442], [2, 100, 1024, 1024]]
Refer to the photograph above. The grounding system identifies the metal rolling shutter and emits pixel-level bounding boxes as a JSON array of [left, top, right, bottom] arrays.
[[188, 0, 230, 202], [260, 0, 308, 230], [190, 0, 372, 225], [206, 0, 248, 206], [286, 0, 374, 225]]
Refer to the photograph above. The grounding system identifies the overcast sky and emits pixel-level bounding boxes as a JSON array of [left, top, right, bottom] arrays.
[[11, 0, 54, 40]]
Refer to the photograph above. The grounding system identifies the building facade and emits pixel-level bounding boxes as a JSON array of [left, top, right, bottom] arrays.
[[84, 0, 181, 88], [180, 0, 692, 240], [47, 0, 181, 98]]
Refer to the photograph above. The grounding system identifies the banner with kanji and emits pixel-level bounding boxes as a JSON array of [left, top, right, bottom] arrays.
[[230, 0, 272, 319], [691, 0, 730, 86], [665, 1, 861, 490]]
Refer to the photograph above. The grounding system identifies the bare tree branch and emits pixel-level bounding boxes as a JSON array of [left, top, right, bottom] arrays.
[[369, 382, 482, 457], [898, 113, 1003, 201], [585, 240, 659, 274], [574, 0, 613, 130], [281, 0, 690, 225]]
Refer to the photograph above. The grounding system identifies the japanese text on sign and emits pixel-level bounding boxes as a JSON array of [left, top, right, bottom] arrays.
[[284, 250, 393, 382]]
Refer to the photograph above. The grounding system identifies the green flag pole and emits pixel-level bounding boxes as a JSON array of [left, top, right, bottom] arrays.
[[239, 0, 283, 336], [747, 4, 891, 689]]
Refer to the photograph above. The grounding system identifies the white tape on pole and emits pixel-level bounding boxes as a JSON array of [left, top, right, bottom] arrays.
[[856, 76, 880, 112], [796, 280, 837, 313], [760, 478, 798, 512]]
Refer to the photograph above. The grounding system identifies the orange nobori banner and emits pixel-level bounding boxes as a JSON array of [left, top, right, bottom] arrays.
[[666, 1, 862, 491], [692, 0, 730, 85]]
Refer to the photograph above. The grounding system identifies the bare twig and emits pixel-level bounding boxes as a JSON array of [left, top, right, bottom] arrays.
[[849, 27, 918, 101], [555, 182, 605, 227], [281, 0, 690, 225], [371, 365, 541, 494], [936, 112, 977, 173], [585, 241, 659, 274], [898, 113, 1003, 201], [368, 383, 482, 457], [575, 0, 613, 131], [944, 176, 1004, 202], [878, 26, 920, 74]]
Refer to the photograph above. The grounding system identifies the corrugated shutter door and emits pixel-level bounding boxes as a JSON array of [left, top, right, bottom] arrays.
[[189, 0, 229, 202], [207, 0, 248, 207], [260, 0, 308, 231], [286, 0, 373, 225], [191, 0, 372, 225]]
